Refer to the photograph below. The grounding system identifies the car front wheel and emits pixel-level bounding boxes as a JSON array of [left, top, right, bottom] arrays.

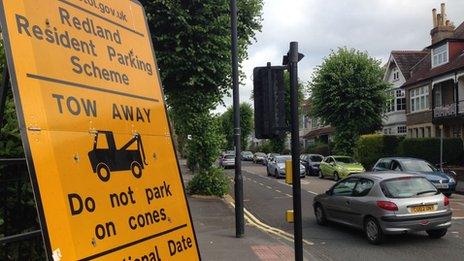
[[318, 170, 324, 179], [426, 228, 447, 239], [364, 217, 383, 245], [314, 204, 328, 226]]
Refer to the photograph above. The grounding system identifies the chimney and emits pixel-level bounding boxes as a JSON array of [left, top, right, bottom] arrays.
[[440, 3, 446, 25], [430, 3, 455, 44]]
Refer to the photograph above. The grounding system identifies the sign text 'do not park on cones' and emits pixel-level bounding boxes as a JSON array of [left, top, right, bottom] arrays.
[[0, 0, 200, 260]]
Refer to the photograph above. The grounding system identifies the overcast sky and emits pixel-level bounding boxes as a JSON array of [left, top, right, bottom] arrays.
[[214, 0, 464, 113]]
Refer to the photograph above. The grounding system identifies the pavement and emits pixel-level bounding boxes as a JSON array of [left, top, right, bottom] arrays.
[[179, 160, 309, 261]]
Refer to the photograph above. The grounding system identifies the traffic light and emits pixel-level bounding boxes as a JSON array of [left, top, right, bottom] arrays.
[[253, 63, 287, 139]]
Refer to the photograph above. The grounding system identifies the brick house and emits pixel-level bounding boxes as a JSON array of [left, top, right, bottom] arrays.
[[400, 3, 464, 138]]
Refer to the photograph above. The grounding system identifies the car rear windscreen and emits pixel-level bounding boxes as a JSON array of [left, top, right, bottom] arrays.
[[381, 177, 437, 198]]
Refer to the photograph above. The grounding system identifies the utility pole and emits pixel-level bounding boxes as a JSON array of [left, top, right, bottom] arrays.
[[288, 42, 303, 261], [230, 0, 244, 238]]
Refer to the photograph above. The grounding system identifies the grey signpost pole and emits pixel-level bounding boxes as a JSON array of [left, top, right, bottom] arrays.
[[230, 0, 244, 238], [289, 42, 303, 261]]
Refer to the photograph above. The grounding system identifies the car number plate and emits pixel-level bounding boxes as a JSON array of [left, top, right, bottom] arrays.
[[410, 205, 435, 213], [434, 183, 449, 189]]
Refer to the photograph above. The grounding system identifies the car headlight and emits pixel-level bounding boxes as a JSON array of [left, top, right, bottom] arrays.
[[449, 177, 455, 183]]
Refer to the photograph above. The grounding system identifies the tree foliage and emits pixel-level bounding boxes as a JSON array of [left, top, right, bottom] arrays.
[[310, 48, 389, 155], [220, 103, 253, 150], [144, 0, 263, 174]]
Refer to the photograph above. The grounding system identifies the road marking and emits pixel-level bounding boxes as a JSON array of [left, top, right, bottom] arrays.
[[223, 195, 314, 246], [259, 183, 264, 186], [266, 186, 272, 189], [285, 194, 292, 198], [453, 217, 464, 220], [454, 202, 464, 207], [276, 190, 282, 193], [306, 190, 318, 195]]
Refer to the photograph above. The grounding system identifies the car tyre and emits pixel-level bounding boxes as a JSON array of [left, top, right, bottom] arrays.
[[426, 228, 447, 239], [275, 170, 279, 179], [334, 172, 340, 181], [314, 204, 328, 226], [364, 217, 384, 245], [318, 170, 324, 179]]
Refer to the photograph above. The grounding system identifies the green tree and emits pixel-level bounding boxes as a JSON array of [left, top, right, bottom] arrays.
[[143, 0, 263, 175], [220, 103, 253, 150], [310, 48, 389, 155]]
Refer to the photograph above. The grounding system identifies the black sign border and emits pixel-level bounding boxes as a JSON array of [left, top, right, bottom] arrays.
[[0, 0, 201, 259]]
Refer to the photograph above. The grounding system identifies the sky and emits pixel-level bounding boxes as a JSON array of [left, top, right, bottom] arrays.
[[214, 0, 464, 113]]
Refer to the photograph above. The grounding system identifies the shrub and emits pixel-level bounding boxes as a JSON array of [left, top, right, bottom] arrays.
[[398, 138, 463, 165], [354, 134, 404, 170], [187, 167, 229, 196], [305, 142, 331, 156], [259, 141, 273, 154]]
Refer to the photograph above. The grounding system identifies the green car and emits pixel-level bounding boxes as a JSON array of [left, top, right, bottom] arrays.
[[319, 156, 365, 181]]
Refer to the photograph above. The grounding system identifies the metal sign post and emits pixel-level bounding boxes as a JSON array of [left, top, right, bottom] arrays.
[[287, 42, 304, 261]]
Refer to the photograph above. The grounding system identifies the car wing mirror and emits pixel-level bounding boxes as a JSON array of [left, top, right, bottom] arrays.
[[449, 171, 457, 177]]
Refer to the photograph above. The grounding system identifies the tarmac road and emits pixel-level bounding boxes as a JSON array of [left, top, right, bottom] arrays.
[[226, 161, 464, 261]]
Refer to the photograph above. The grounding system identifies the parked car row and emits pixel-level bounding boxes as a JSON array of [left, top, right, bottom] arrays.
[[226, 151, 458, 197]]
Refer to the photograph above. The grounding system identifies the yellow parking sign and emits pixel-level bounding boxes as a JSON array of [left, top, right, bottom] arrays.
[[0, 0, 200, 260]]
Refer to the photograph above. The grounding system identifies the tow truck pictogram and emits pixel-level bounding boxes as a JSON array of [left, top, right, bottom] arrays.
[[88, 131, 148, 182]]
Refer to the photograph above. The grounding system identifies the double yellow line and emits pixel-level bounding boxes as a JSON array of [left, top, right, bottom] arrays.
[[223, 194, 314, 246]]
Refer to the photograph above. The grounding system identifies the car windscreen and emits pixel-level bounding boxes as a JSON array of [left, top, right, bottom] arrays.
[[243, 151, 253, 155], [401, 160, 437, 172], [310, 156, 323, 162], [381, 177, 438, 198], [224, 155, 235, 160], [276, 156, 291, 163], [334, 157, 355, 163], [256, 153, 265, 156]]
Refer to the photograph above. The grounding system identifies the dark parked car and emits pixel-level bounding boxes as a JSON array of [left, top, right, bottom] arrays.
[[300, 154, 324, 176], [313, 172, 452, 244], [373, 157, 457, 197]]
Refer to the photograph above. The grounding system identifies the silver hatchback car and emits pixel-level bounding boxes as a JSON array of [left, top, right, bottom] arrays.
[[313, 172, 452, 244]]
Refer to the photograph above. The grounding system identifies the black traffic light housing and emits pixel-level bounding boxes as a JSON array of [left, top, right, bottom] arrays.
[[253, 63, 287, 139]]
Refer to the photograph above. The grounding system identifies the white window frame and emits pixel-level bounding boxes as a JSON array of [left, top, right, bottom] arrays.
[[397, 125, 407, 134], [410, 86, 429, 113], [431, 43, 449, 68]]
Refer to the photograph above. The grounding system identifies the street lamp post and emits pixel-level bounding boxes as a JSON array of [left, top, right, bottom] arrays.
[[230, 0, 244, 238]]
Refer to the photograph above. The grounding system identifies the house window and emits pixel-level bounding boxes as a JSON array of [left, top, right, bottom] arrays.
[[397, 126, 407, 134], [410, 86, 429, 113], [396, 90, 406, 111], [392, 69, 400, 81], [431, 43, 449, 68]]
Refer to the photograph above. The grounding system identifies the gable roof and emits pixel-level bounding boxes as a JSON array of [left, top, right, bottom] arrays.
[[390, 51, 429, 80], [403, 51, 464, 87], [455, 21, 464, 39]]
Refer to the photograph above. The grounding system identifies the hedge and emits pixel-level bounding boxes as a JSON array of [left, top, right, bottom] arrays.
[[354, 134, 404, 170], [355, 135, 463, 169], [305, 142, 331, 156], [397, 138, 463, 165]]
